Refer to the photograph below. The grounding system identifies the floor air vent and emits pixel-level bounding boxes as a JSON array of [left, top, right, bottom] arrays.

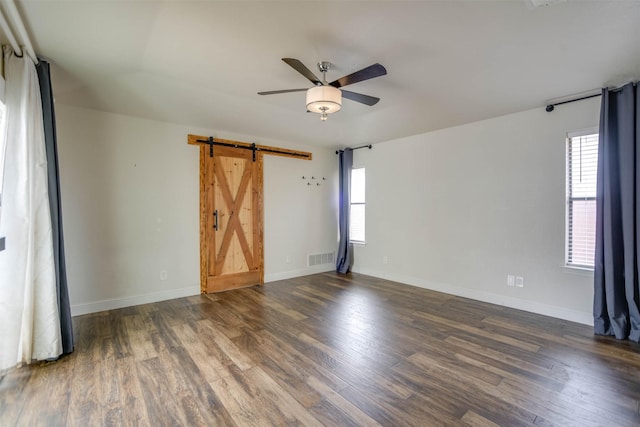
[[308, 251, 335, 267]]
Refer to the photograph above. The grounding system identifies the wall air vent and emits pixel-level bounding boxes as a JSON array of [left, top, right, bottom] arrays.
[[308, 251, 335, 267]]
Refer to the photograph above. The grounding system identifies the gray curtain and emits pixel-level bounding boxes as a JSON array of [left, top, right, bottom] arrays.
[[336, 149, 353, 273], [593, 82, 640, 342], [36, 59, 74, 354]]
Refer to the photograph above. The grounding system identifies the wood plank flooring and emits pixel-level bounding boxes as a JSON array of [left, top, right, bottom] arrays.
[[1, 272, 640, 426]]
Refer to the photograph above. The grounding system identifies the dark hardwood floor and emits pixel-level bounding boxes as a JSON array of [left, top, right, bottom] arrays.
[[1, 272, 639, 426]]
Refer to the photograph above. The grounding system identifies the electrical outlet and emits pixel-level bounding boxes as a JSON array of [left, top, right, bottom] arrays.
[[507, 275, 515, 287], [286, 255, 291, 264], [160, 270, 168, 281], [515, 276, 524, 288], [383, 256, 388, 264]]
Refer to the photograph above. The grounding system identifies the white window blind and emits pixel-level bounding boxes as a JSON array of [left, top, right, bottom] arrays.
[[566, 131, 598, 268], [350, 168, 365, 243]]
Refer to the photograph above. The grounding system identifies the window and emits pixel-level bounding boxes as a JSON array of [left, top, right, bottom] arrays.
[[0, 100, 5, 191], [566, 130, 598, 268], [350, 168, 365, 243], [0, 76, 6, 233]]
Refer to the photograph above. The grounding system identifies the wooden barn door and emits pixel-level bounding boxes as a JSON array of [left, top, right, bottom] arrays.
[[201, 145, 263, 293]]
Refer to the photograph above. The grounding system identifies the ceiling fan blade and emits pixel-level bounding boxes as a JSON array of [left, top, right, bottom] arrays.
[[282, 58, 322, 86], [258, 88, 308, 95], [330, 63, 387, 88], [341, 90, 380, 106]]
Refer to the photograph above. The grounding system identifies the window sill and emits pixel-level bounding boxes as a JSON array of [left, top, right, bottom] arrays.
[[350, 240, 366, 246], [563, 264, 594, 276]]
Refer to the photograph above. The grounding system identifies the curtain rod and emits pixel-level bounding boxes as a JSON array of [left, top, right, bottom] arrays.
[[0, 0, 38, 64], [545, 92, 601, 112], [546, 82, 640, 112], [335, 144, 372, 155]]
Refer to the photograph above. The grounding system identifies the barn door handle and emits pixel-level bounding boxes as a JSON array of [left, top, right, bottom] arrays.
[[213, 210, 219, 231]]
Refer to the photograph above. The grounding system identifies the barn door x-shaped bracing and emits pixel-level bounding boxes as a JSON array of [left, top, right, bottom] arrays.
[[206, 145, 261, 291], [188, 135, 311, 293]]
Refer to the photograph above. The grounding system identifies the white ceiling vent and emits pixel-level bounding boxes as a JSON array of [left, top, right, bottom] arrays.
[[526, 0, 565, 8]]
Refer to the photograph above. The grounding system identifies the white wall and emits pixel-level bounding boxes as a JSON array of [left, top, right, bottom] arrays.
[[263, 152, 338, 282], [353, 98, 600, 325], [56, 98, 601, 324], [55, 104, 337, 315]]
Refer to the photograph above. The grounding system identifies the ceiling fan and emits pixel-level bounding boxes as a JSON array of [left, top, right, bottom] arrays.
[[258, 58, 387, 121]]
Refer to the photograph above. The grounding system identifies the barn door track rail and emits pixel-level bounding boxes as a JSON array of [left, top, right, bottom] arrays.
[[188, 134, 312, 161]]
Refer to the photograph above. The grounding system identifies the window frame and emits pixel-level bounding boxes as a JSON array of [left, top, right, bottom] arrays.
[[565, 128, 598, 270]]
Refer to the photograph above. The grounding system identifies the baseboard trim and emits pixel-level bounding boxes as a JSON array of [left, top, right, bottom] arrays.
[[71, 265, 336, 316], [71, 268, 591, 325], [352, 267, 593, 326], [265, 265, 334, 283], [71, 285, 200, 316]]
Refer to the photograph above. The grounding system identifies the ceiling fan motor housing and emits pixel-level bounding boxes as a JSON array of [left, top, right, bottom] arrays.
[[317, 61, 331, 75]]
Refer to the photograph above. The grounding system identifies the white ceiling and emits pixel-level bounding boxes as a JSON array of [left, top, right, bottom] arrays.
[[8, 0, 640, 148]]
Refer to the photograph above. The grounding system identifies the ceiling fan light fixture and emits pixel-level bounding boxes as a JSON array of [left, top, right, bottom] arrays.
[[306, 85, 342, 119], [259, 58, 386, 119]]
